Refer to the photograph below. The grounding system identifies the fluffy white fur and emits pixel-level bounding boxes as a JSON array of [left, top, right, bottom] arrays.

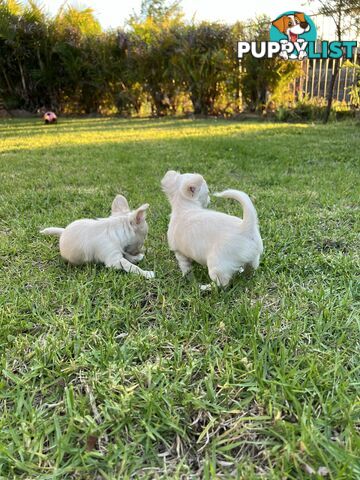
[[40, 194, 154, 279], [161, 171, 263, 287]]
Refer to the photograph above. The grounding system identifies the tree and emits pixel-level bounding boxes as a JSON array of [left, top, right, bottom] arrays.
[[131, 0, 183, 24], [52, 5, 104, 113], [0, 0, 51, 109], [54, 5, 102, 36], [0, 1, 106, 112], [172, 23, 235, 115], [128, 0, 184, 115], [240, 16, 301, 112], [314, 0, 360, 123]]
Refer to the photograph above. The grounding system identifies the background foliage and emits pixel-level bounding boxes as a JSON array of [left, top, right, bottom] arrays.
[[0, 0, 301, 115]]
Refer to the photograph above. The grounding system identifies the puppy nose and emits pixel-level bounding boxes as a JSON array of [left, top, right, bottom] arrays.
[[300, 21, 308, 29]]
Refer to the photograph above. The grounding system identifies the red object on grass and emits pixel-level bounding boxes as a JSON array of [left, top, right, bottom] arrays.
[[44, 111, 57, 124]]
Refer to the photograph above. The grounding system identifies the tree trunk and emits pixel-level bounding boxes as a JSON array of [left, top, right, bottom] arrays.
[[323, 1, 342, 124], [323, 57, 340, 124], [190, 94, 202, 114], [18, 59, 27, 100], [1, 65, 13, 94]]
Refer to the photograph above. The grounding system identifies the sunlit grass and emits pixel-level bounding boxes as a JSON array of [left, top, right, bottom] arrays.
[[0, 117, 310, 153], [0, 118, 359, 478]]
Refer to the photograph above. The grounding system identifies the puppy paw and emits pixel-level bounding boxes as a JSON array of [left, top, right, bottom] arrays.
[[133, 253, 144, 263], [144, 270, 155, 279]]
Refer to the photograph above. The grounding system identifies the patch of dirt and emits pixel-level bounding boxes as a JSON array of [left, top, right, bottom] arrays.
[[318, 239, 348, 253]]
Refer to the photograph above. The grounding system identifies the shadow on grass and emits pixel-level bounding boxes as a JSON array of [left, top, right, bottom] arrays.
[[0, 117, 199, 136], [0, 118, 311, 154]]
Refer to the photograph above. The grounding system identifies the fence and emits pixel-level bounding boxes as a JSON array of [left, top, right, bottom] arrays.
[[239, 12, 359, 106], [292, 45, 359, 103], [288, 12, 359, 104]]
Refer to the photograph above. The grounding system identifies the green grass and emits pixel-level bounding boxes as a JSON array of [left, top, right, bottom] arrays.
[[0, 117, 359, 479]]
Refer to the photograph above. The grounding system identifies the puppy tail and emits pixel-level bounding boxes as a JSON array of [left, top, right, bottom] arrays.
[[40, 227, 65, 236], [214, 190, 258, 229]]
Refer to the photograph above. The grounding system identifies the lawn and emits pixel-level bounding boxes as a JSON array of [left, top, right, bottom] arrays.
[[0, 117, 359, 479]]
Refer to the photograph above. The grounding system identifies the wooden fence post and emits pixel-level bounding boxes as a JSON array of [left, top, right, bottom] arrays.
[[324, 58, 329, 100], [305, 59, 310, 97], [317, 58, 323, 97], [311, 59, 317, 98], [344, 61, 349, 102], [336, 57, 344, 101]]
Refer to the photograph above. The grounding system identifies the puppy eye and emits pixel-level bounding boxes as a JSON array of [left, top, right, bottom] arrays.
[[288, 21, 292, 26]]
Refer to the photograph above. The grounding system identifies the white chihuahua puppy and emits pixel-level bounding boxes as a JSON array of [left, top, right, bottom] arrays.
[[161, 171, 263, 287], [40, 194, 154, 279]]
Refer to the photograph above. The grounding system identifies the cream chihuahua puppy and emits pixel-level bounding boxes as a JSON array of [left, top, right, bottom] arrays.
[[40, 194, 154, 279], [161, 171, 263, 287]]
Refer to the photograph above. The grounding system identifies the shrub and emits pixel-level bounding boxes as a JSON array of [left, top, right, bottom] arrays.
[[240, 16, 302, 112]]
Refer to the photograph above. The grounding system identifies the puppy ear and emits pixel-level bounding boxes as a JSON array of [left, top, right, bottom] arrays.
[[295, 12, 306, 23], [181, 174, 204, 199], [272, 15, 287, 33], [131, 203, 149, 225], [112, 194, 130, 214], [161, 170, 180, 192]]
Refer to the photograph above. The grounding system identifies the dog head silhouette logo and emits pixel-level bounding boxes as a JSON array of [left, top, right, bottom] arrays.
[[270, 11, 316, 60]]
